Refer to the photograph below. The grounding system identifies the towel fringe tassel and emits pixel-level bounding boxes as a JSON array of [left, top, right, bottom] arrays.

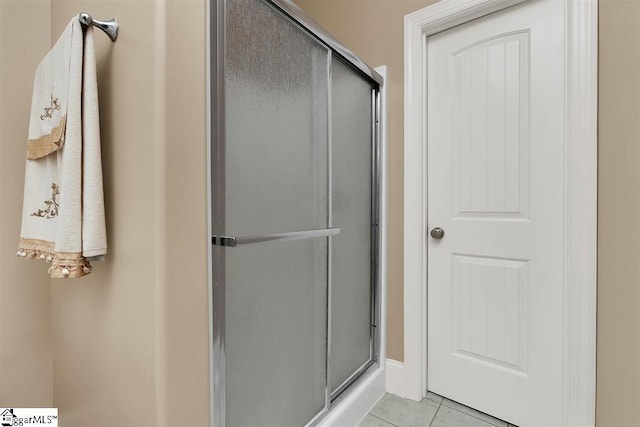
[[16, 247, 92, 278]]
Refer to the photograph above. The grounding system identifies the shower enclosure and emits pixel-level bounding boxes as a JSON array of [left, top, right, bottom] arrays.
[[209, 0, 385, 425]]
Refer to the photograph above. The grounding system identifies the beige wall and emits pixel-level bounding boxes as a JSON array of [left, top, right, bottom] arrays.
[[0, 0, 53, 408], [0, 0, 209, 425], [48, 1, 209, 425], [293, 0, 438, 362], [597, 0, 640, 424], [296, 0, 640, 425]]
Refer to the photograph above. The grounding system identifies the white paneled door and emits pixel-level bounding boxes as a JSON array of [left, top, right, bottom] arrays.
[[426, 1, 565, 426]]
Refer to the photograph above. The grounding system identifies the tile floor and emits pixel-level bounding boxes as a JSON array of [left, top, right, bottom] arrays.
[[359, 392, 517, 427]]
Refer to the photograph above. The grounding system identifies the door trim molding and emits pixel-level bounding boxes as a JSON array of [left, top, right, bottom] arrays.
[[402, 0, 597, 425]]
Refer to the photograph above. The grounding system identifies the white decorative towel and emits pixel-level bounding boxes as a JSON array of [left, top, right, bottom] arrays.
[[17, 16, 107, 279]]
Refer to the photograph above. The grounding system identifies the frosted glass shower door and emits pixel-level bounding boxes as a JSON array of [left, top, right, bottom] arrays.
[[330, 59, 376, 396], [215, 0, 331, 426]]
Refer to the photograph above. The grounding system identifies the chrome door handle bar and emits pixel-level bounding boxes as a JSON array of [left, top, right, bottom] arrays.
[[212, 228, 341, 247]]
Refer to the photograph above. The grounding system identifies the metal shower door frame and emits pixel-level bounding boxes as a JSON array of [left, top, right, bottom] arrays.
[[209, 1, 383, 425]]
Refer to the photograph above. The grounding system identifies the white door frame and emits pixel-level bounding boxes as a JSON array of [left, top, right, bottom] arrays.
[[402, 0, 597, 425]]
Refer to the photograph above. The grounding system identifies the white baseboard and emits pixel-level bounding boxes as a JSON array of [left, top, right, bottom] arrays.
[[385, 359, 405, 398]]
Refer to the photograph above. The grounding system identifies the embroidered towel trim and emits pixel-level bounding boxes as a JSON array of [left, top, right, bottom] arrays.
[[26, 116, 66, 160], [17, 16, 107, 279]]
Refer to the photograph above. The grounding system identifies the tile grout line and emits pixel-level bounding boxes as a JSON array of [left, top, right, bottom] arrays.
[[368, 412, 399, 427], [440, 401, 509, 427], [368, 393, 514, 427], [448, 407, 503, 427], [428, 401, 443, 427]]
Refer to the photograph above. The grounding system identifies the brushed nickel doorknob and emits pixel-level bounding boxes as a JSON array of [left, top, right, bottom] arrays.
[[430, 227, 445, 239]]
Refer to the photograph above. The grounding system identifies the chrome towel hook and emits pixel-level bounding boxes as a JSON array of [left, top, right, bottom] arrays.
[[78, 13, 119, 42]]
